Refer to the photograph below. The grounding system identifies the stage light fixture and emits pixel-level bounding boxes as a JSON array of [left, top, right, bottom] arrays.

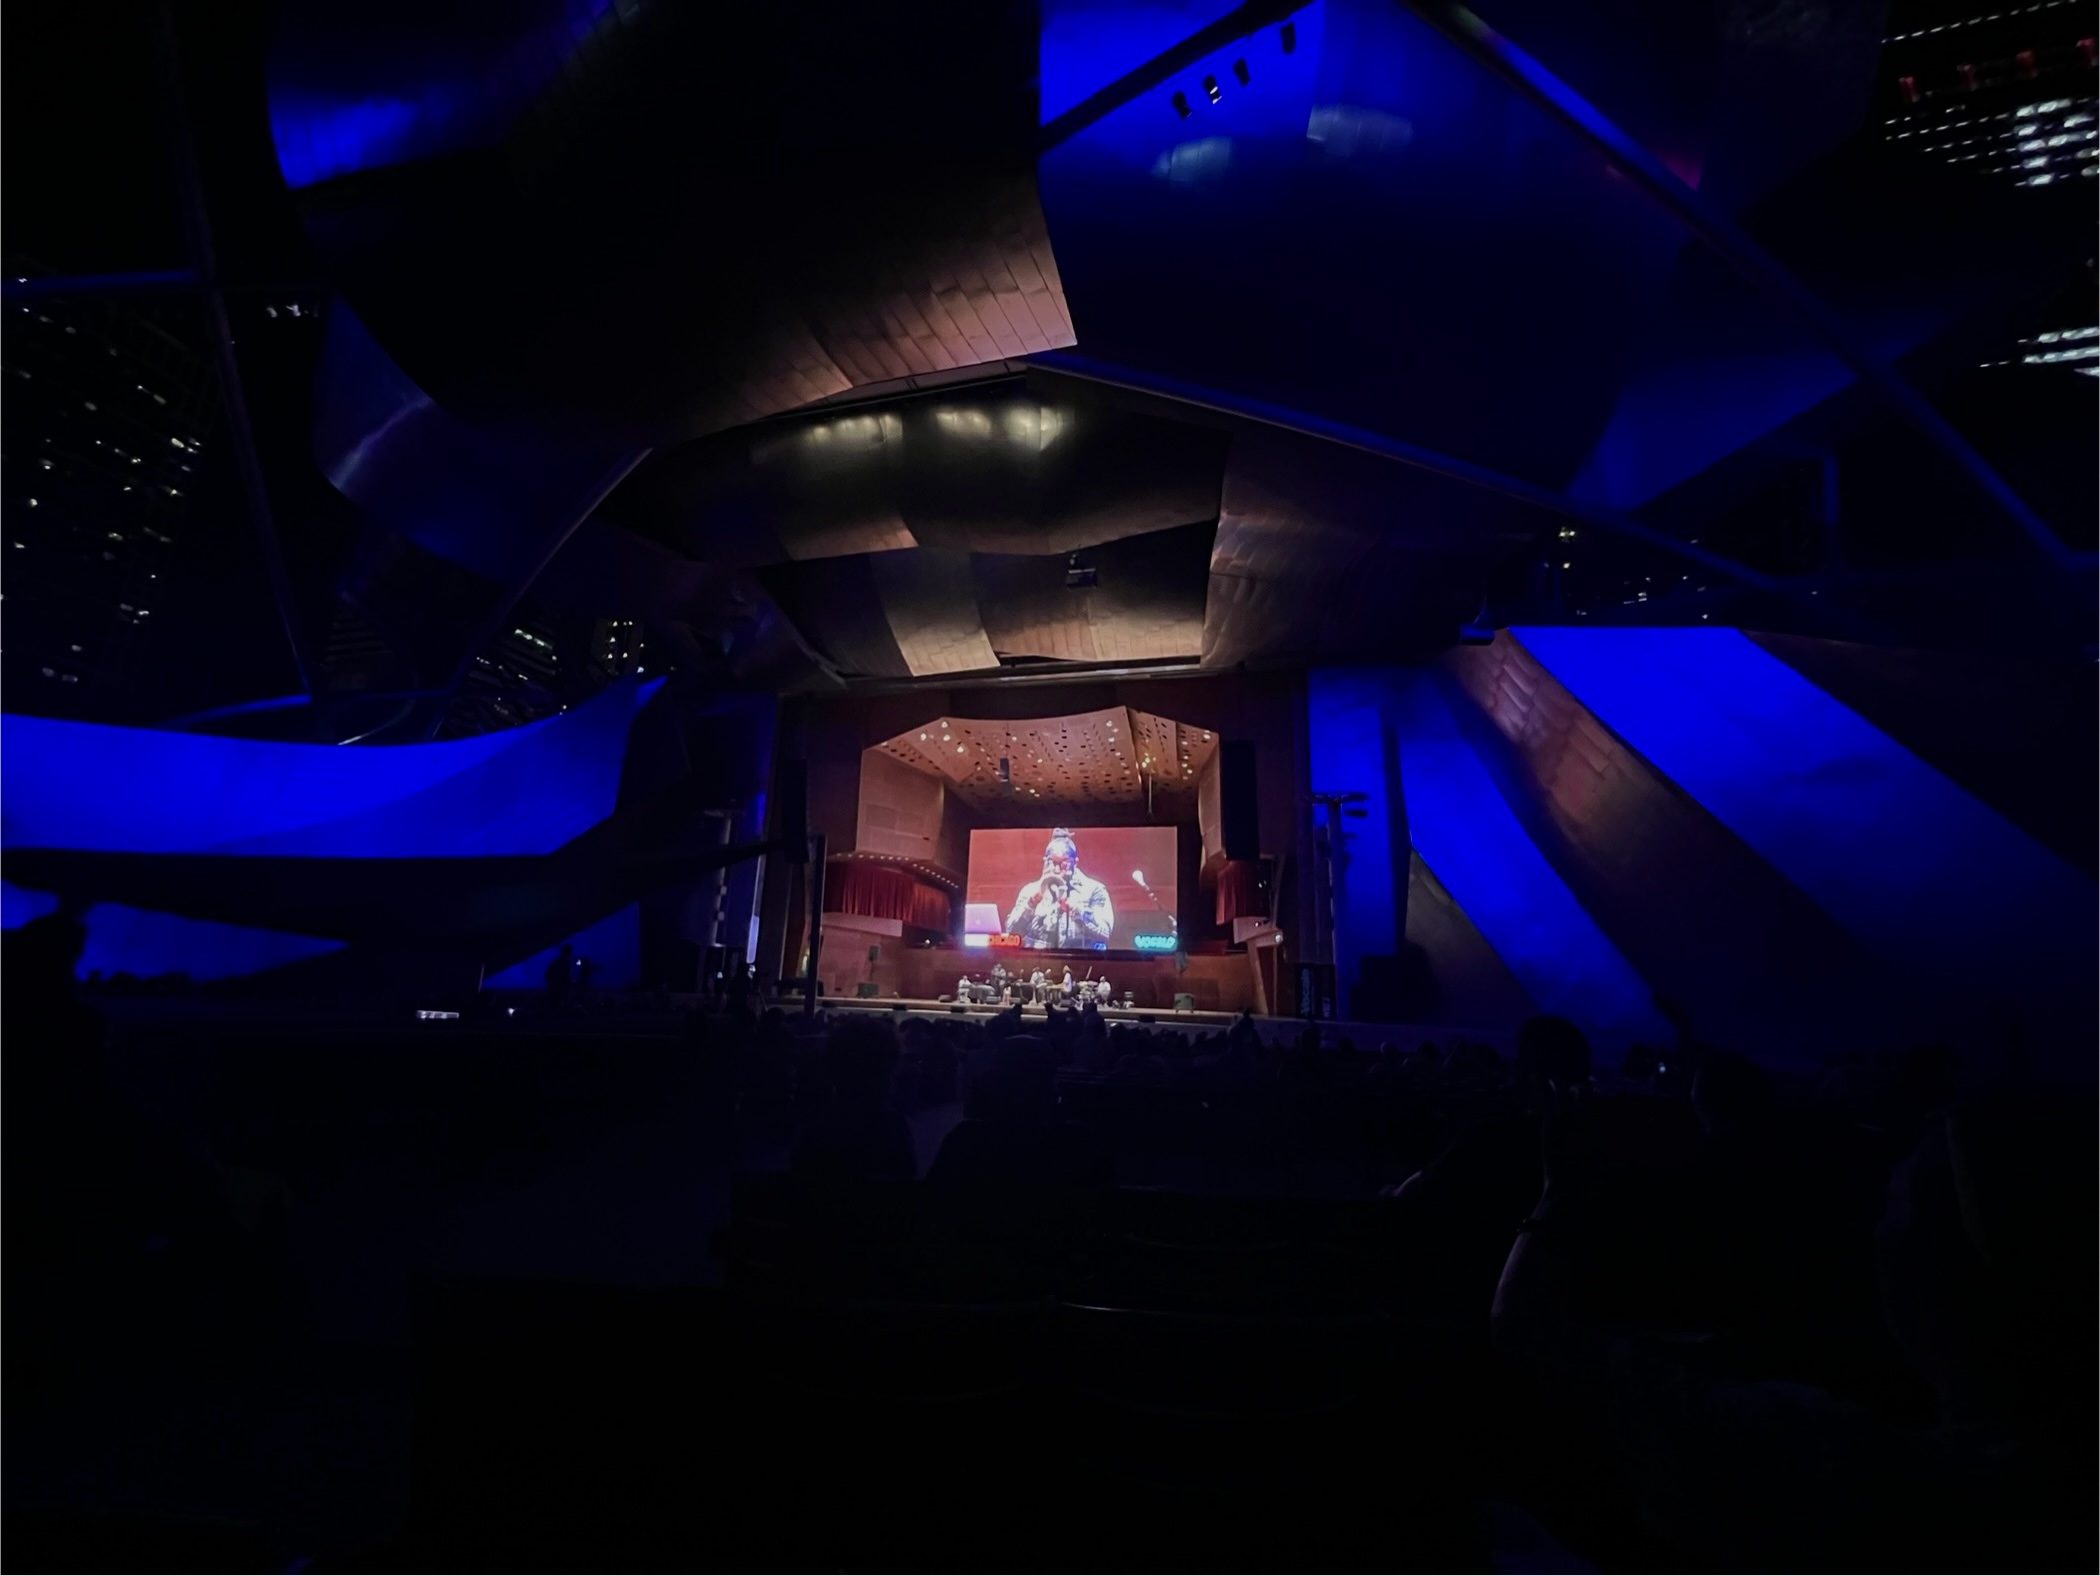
[[1203, 74, 1221, 103], [1171, 90, 1192, 118], [1232, 57, 1250, 86]]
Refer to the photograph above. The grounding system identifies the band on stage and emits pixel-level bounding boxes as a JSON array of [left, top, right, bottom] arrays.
[[955, 960, 1116, 1007]]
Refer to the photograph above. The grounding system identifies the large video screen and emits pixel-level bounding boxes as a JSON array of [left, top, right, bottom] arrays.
[[963, 825, 1178, 953]]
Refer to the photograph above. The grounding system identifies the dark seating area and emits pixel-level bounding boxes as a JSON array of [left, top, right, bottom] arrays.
[[403, 1279, 1484, 1572], [7, 976, 2094, 1570]]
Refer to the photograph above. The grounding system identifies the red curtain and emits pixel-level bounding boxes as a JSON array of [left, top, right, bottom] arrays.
[[1215, 859, 1264, 924], [828, 861, 952, 931]]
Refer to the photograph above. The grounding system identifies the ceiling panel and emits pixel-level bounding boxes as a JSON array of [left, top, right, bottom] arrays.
[[610, 379, 1230, 566], [870, 548, 1000, 676], [974, 520, 1213, 665], [874, 704, 1218, 814], [761, 557, 910, 679], [1204, 430, 1544, 667]]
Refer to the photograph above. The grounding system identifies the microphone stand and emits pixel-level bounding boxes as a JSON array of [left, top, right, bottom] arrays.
[[1134, 877, 1178, 939]]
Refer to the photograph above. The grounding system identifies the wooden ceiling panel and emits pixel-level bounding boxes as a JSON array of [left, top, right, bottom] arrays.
[[871, 548, 999, 676], [873, 704, 1217, 814]]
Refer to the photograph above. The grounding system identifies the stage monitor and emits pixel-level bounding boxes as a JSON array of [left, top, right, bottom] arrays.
[[965, 825, 1176, 953]]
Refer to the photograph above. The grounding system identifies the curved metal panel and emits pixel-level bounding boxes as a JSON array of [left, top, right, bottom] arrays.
[[1205, 427, 1540, 666], [869, 549, 1001, 676], [271, 1, 1072, 443], [313, 299, 641, 586], [611, 379, 1230, 564], [2, 675, 660, 859], [1037, 0, 1687, 491], [1439, 633, 1906, 1057], [1517, 624, 2098, 1064], [974, 519, 1214, 662]]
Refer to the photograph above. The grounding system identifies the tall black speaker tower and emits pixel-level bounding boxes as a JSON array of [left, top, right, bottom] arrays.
[[777, 759, 810, 862], [1220, 740, 1259, 860]]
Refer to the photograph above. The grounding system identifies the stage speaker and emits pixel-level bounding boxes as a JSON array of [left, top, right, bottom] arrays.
[[1220, 740, 1259, 860], [777, 759, 809, 863]]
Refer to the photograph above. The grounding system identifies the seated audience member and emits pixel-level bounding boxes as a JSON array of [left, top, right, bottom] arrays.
[[1402, 1041, 1444, 1086], [1379, 1017, 1592, 1312], [791, 1018, 916, 1182], [1684, 1051, 1903, 1386], [1074, 1010, 1116, 1075], [1492, 1091, 2097, 1571], [1691, 1051, 1779, 1146], [1390, 1016, 1590, 1200], [927, 1034, 1113, 1189], [1444, 1039, 1506, 1092]]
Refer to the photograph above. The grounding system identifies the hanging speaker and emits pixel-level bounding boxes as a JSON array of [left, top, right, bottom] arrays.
[[1220, 740, 1258, 860]]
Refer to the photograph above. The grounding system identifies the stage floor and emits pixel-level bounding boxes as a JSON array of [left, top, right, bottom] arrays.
[[820, 993, 1249, 1030], [798, 994, 1521, 1052]]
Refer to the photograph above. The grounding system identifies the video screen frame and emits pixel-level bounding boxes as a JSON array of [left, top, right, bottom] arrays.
[[962, 824, 1178, 956]]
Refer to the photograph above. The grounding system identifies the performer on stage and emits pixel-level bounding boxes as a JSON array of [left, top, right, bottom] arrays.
[[1005, 828, 1115, 950]]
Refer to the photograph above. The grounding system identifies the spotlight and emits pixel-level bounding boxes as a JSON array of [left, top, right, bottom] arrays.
[[1203, 73, 1221, 104], [1280, 21, 1296, 53], [1171, 90, 1192, 118], [1232, 57, 1250, 86]]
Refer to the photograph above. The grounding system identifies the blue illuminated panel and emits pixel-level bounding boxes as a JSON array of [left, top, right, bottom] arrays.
[[1131, 932, 1179, 952], [486, 903, 641, 992], [1515, 627, 2099, 1019], [3, 677, 659, 858], [1386, 672, 1663, 1044], [1040, 0, 1326, 165], [268, 1, 626, 189], [75, 906, 345, 983], [3, 676, 662, 983], [1309, 667, 1661, 1041], [1040, 1, 1251, 126]]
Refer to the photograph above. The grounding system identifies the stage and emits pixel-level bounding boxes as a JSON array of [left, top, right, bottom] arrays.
[[813, 928, 1276, 1015], [813, 992, 1250, 1032], [792, 993, 1526, 1056]]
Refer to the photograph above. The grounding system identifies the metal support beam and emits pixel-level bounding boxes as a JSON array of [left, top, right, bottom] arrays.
[[1401, 2, 2079, 572], [1029, 350, 1788, 592], [153, 2, 314, 698], [803, 832, 827, 1017]]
